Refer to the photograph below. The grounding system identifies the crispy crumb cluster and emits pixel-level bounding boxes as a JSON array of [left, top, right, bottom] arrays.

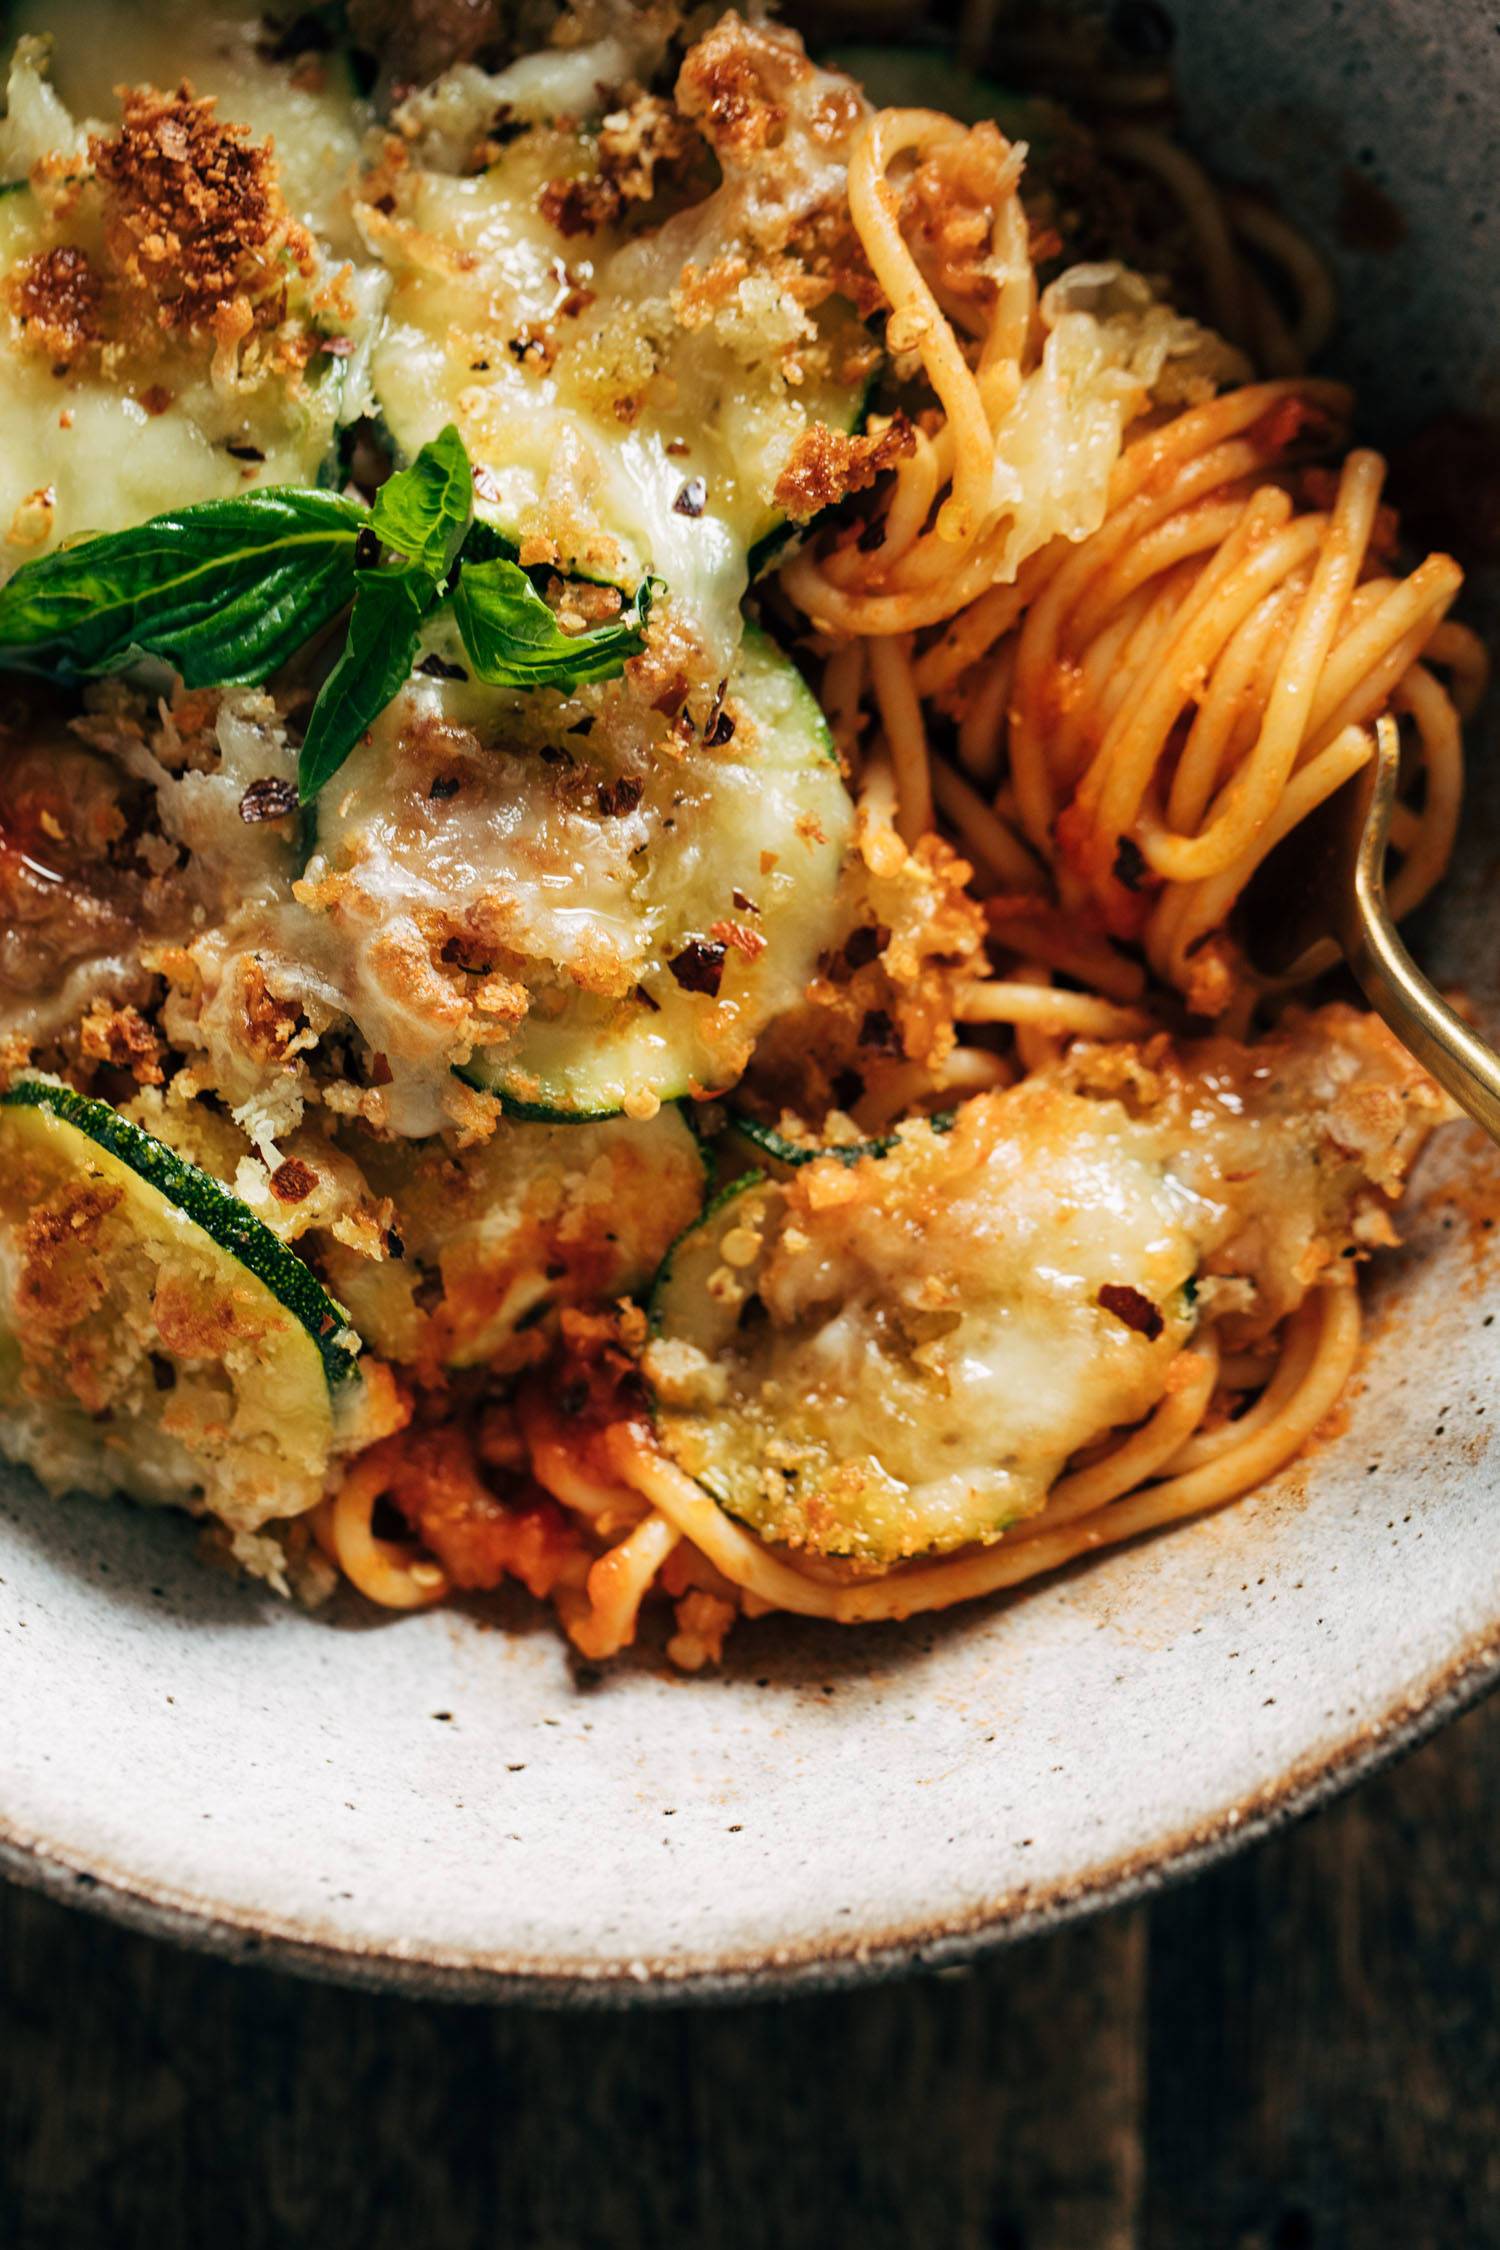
[[10, 242, 103, 362], [90, 84, 315, 347]]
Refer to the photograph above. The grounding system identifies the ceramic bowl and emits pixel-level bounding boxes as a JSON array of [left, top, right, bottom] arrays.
[[4, 0, 1500, 2000]]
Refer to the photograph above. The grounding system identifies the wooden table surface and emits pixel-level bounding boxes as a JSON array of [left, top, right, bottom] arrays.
[[5, 1688, 1500, 2250]]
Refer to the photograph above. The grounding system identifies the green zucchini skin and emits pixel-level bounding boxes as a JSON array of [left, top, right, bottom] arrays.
[[452, 1082, 631, 1128], [646, 1170, 768, 1335], [723, 1109, 955, 1172], [0, 1078, 359, 1385]]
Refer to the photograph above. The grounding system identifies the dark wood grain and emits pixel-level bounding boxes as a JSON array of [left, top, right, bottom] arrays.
[[4, 1697, 1500, 2250], [1143, 1695, 1500, 2250], [0, 1878, 1145, 2249]]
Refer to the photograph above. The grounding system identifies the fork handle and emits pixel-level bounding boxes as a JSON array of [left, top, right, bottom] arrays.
[[1347, 911, 1500, 1144], [1347, 719, 1500, 1144]]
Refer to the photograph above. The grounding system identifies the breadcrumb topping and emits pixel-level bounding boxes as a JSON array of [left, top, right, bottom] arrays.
[[676, 14, 802, 158], [90, 84, 315, 345], [539, 93, 702, 239], [773, 415, 916, 523], [10, 244, 103, 363]]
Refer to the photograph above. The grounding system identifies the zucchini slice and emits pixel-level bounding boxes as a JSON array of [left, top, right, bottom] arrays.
[[0, 1077, 368, 1529], [643, 1093, 1203, 1565], [306, 623, 854, 1121], [362, 76, 873, 667], [0, 14, 379, 570], [6, 0, 369, 248], [721, 1108, 954, 1172], [326, 1105, 709, 1372]]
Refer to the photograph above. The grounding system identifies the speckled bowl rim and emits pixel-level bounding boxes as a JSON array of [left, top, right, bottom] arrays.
[[4, 1612, 1497, 2007]]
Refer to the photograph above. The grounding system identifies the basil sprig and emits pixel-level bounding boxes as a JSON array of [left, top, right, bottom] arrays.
[[369, 425, 472, 579], [455, 560, 657, 692], [297, 425, 473, 798], [0, 425, 656, 801], [0, 489, 364, 687], [297, 565, 436, 801]]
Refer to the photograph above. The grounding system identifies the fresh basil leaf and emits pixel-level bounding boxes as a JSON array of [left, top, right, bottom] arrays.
[[0, 489, 364, 687], [451, 559, 652, 691], [370, 425, 472, 581], [297, 564, 433, 802]]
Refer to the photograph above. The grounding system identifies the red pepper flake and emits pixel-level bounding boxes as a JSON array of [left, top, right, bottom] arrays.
[[1097, 1283, 1164, 1341], [651, 673, 692, 719], [472, 464, 504, 505], [673, 476, 708, 517], [668, 938, 727, 997], [239, 776, 299, 823], [597, 775, 644, 818], [270, 1157, 318, 1204]]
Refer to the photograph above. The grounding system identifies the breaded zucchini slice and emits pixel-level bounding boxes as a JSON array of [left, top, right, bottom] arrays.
[[361, 31, 874, 665], [0, 1077, 380, 1530], [645, 1103, 1202, 1564], [304, 624, 853, 1121], [324, 1105, 709, 1373], [644, 1011, 1446, 1566], [0, 10, 379, 566]]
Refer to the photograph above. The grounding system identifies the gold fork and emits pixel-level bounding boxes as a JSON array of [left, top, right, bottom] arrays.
[[1242, 715, 1500, 1142]]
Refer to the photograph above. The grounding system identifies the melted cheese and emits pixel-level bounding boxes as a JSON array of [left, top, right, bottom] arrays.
[[648, 1009, 1445, 1562], [364, 30, 870, 670], [0, 16, 381, 571], [9, 0, 368, 247], [650, 1099, 1205, 1559], [294, 627, 852, 1125]]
